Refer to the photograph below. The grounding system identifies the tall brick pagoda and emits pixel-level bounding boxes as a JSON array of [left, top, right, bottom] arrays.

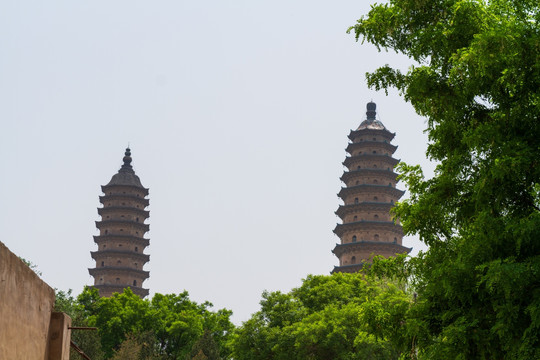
[[332, 102, 410, 273], [89, 148, 150, 298]]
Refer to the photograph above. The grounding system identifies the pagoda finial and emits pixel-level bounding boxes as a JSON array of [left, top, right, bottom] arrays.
[[120, 147, 133, 172], [366, 101, 377, 120]]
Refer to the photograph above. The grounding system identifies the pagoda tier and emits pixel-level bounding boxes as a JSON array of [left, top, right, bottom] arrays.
[[342, 154, 400, 168], [333, 220, 403, 238], [348, 128, 395, 142], [335, 201, 394, 219], [345, 141, 398, 155], [90, 250, 150, 263], [332, 242, 411, 274], [102, 184, 149, 196], [95, 220, 150, 233], [99, 195, 149, 207], [89, 267, 149, 278], [89, 148, 151, 298], [97, 207, 150, 218], [93, 235, 150, 248], [337, 185, 405, 199], [332, 102, 410, 273], [340, 169, 398, 184]]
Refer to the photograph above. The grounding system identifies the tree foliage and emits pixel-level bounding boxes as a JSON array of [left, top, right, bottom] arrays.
[[54, 287, 234, 360], [350, 1, 540, 358], [232, 273, 412, 360]]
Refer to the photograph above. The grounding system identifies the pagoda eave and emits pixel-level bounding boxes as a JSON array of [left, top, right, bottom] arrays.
[[90, 250, 150, 263], [340, 169, 399, 183], [101, 184, 149, 196], [331, 263, 365, 274], [99, 195, 149, 207], [343, 155, 400, 168], [95, 220, 150, 232], [337, 185, 405, 198], [333, 221, 403, 237], [93, 235, 150, 247], [335, 202, 394, 219], [332, 241, 412, 258], [98, 207, 150, 218], [345, 141, 397, 155], [348, 128, 395, 142], [88, 267, 150, 278]]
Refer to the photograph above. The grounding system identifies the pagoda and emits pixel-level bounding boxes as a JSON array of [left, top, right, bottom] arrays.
[[89, 148, 150, 298], [332, 102, 410, 273]]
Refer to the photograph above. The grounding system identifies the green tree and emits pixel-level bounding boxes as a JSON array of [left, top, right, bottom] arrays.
[[55, 288, 105, 360], [232, 273, 411, 360], [70, 287, 234, 360], [350, 0, 540, 358], [186, 330, 222, 360]]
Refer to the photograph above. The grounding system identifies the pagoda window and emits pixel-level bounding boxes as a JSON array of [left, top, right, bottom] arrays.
[[133, 280, 137, 286], [136, 231, 139, 235], [121, 215, 124, 218], [105, 230, 108, 234], [373, 179, 378, 184], [352, 235, 357, 242], [103, 245, 106, 249], [353, 215, 358, 221], [101, 261, 104, 267], [123, 191, 126, 194], [119, 244, 122, 247], [372, 150, 377, 154], [135, 246, 138, 252], [357, 166, 361, 170], [394, 237, 397, 243], [122, 202, 126, 205], [352, 256, 356, 263], [372, 137, 376, 141], [136, 217, 139, 223], [374, 234, 379, 240], [373, 164, 377, 168], [354, 198, 359, 204], [116, 278, 120, 283], [374, 196, 378, 201], [117, 260, 121, 264], [100, 278, 103, 283], [355, 180, 359, 185], [374, 214, 379, 219], [389, 183, 392, 186], [106, 216, 109, 219], [134, 263, 138, 268]]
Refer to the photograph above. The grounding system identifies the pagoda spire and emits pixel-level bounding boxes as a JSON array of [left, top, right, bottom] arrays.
[[120, 147, 134, 172], [366, 101, 377, 120]]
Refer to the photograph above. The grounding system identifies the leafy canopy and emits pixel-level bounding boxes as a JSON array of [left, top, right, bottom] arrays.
[[350, 0, 540, 359], [232, 273, 412, 360]]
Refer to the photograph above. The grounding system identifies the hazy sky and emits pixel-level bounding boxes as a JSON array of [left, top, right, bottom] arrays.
[[0, 1, 434, 323]]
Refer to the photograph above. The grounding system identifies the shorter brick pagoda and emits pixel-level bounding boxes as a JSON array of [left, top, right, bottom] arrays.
[[89, 148, 150, 298]]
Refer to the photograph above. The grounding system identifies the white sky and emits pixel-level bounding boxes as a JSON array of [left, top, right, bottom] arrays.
[[0, 1, 434, 323]]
